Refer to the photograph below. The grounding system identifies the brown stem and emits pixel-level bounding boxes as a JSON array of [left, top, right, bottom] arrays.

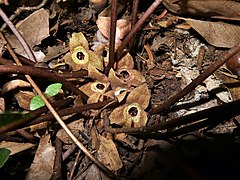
[[104, 0, 118, 74], [129, 0, 140, 51], [0, 65, 88, 99], [149, 42, 240, 115], [115, 0, 163, 61], [28, 100, 116, 126], [52, 137, 63, 180]]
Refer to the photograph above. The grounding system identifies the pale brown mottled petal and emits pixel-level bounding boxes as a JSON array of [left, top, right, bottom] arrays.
[[88, 64, 107, 81], [117, 52, 134, 70], [127, 84, 150, 109], [109, 104, 127, 126], [69, 32, 89, 51], [88, 51, 104, 71]]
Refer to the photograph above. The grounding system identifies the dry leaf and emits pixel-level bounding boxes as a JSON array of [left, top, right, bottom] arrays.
[[7, 8, 49, 62], [43, 45, 69, 62], [0, 141, 35, 155], [2, 79, 31, 95], [14, 90, 35, 110], [182, 18, 240, 48], [57, 119, 84, 144], [97, 134, 123, 171], [163, 0, 240, 21], [26, 135, 55, 180], [0, 97, 5, 112]]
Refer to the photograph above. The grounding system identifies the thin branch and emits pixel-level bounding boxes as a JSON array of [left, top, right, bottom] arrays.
[[129, 0, 140, 51], [104, 0, 118, 74], [0, 64, 88, 99]]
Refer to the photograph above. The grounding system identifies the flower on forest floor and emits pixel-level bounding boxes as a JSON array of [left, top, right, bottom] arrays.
[[64, 32, 103, 71], [109, 84, 150, 127]]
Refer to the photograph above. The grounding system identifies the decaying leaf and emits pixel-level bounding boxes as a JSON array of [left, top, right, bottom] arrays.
[[163, 0, 240, 21], [43, 45, 69, 62], [14, 90, 35, 110], [6, 8, 49, 62], [0, 141, 35, 156], [26, 135, 55, 180], [97, 134, 123, 171], [2, 79, 31, 95], [182, 18, 240, 48], [57, 119, 84, 144]]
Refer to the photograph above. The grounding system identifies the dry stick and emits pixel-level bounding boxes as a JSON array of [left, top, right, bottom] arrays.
[[28, 100, 115, 126], [149, 42, 240, 115], [115, 0, 163, 61], [0, 10, 116, 179], [104, 0, 118, 74], [0, 56, 88, 78], [69, 150, 81, 180], [53, 137, 63, 180], [0, 65, 88, 99], [0, 8, 36, 62], [129, 0, 140, 51]]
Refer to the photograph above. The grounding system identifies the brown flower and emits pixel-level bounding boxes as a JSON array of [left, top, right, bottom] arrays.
[[109, 84, 150, 127]]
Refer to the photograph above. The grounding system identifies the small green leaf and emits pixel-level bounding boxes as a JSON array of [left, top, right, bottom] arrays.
[[45, 83, 62, 97], [30, 95, 45, 110], [0, 148, 11, 168]]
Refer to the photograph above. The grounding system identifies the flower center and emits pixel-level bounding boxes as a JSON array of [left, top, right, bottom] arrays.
[[76, 52, 85, 60], [96, 83, 105, 90], [128, 107, 138, 117], [120, 70, 130, 79]]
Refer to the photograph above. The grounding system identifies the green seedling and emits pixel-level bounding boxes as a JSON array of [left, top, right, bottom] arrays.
[[30, 83, 62, 110]]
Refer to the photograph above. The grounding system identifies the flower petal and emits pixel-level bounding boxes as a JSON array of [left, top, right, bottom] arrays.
[[109, 104, 127, 126], [126, 84, 150, 109], [69, 32, 89, 51]]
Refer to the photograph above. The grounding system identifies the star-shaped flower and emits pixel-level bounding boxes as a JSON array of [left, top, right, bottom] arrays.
[[64, 32, 103, 71], [109, 84, 150, 127]]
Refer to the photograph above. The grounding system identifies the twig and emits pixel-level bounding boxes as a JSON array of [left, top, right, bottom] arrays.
[[29, 100, 116, 126], [52, 137, 63, 180], [0, 64, 88, 99], [115, 0, 163, 61], [0, 10, 117, 178], [149, 42, 240, 115], [69, 150, 81, 180], [104, 0, 118, 74], [129, 0, 140, 51], [0, 8, 36, 62], [62, 143, 77, 161]]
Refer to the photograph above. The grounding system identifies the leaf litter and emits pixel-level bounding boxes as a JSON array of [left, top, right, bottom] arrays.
[[0, 0, 240, 179]]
